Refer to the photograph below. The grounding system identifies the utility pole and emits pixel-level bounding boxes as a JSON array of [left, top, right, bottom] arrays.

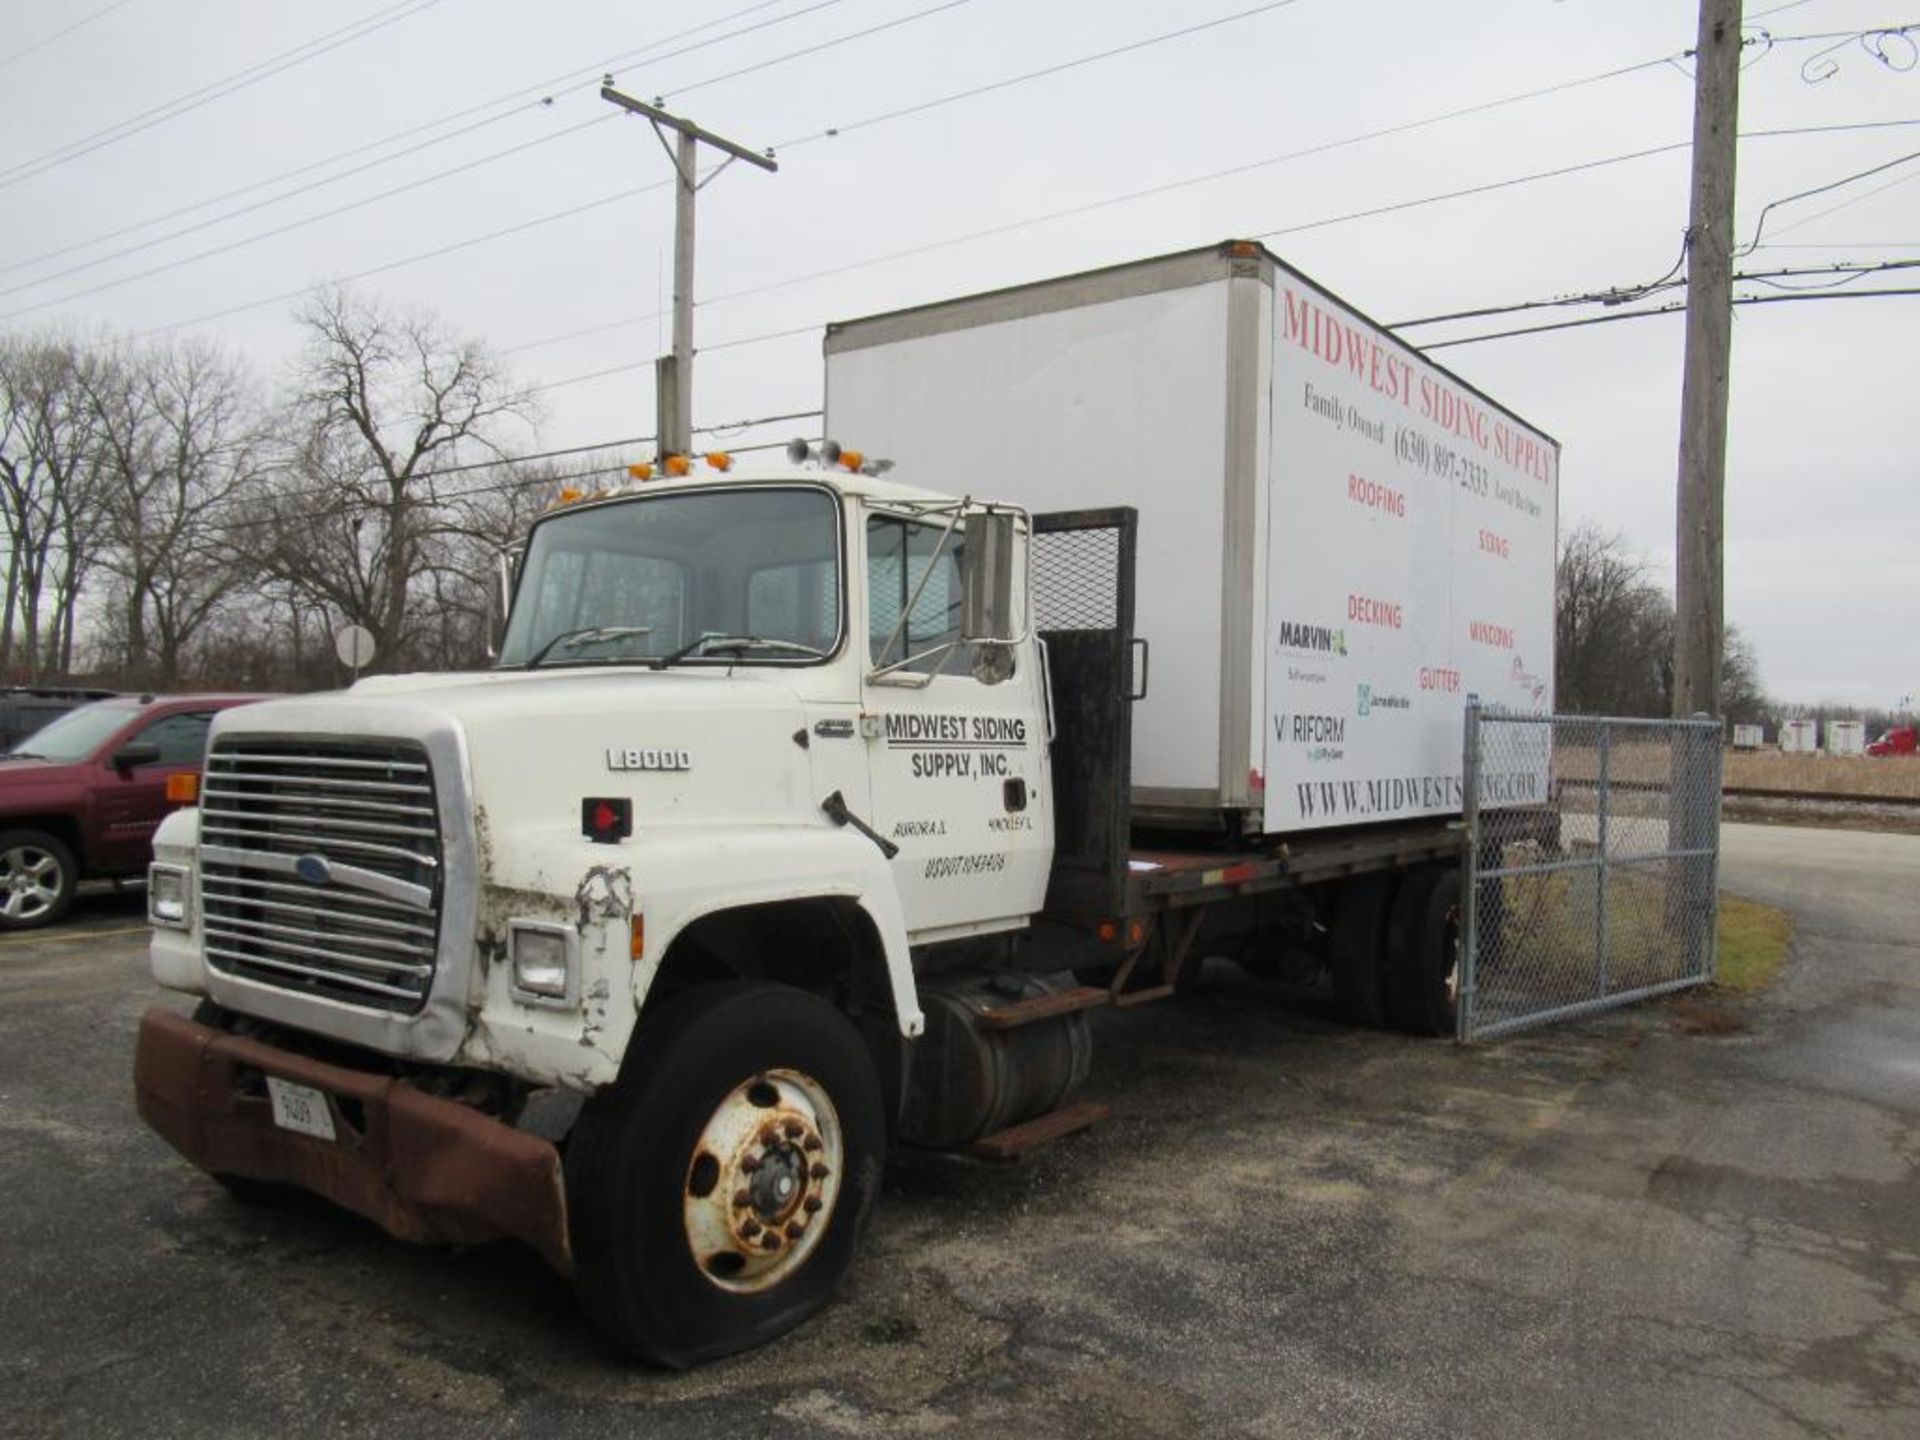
[[600, 85, 776, 457], [1672, 0, 1742, 719]]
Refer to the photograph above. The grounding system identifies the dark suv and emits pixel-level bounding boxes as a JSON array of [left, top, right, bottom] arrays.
[[0, 694, 268, 929], [0, 687, 119, 751]]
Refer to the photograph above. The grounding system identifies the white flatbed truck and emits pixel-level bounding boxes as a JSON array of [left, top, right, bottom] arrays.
[[135, 241, 1558, 1365]]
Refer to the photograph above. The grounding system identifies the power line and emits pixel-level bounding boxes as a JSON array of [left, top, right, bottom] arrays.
[[1422, 285, 1920, 349], [0, 0, 449, 192], [539, 49, 1691, 345], [768, 0, 1302, 147], [133, 0, 1307, 338], [1741, 145, 1920, 251], [1253, 116, 1920, 246], [98, 408, 826, 547], [0, 0, 934, 308], [1, 0, 971, 314], [0, 0, 826, 280], [0, 0, 140, 74], [1392, 258, 1920, 327], [0, 114, 618, 319]]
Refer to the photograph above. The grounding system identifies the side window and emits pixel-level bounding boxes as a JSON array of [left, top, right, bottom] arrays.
[[867, 515, 967, 675], [133, 712, 214, 766]]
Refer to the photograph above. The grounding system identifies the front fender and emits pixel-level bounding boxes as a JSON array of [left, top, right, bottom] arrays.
[[630, 826, 923, 1038]]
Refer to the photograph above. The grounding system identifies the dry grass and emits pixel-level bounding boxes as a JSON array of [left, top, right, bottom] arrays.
[[1722, 750, 1920, 800], [1714, 893, 1794, 993]]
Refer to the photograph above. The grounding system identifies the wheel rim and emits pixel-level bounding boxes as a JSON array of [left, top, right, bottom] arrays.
[[682, 1068, 843, 1294], [0, 845, 63, 922]]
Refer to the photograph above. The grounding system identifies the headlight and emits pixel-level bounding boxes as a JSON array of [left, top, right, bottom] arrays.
[[508, 920, 577, 1005], [148, 863, 191, 929]]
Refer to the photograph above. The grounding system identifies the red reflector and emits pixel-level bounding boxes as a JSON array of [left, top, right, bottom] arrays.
[[1219, 862, 1259, 885], [582, 797, 633, 844]]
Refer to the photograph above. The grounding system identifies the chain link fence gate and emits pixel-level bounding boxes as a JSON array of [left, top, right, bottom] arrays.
[[1459, 706, 1724, 1041]]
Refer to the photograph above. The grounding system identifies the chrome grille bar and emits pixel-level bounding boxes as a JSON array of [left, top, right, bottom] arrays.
[[205, 945, 424, 1002]]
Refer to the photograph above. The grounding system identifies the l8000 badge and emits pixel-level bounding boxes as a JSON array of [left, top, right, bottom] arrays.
[[606, 747, 692, 772]]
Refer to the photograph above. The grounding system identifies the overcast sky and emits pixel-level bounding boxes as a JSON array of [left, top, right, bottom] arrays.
[[1, 0, 1914, 707]]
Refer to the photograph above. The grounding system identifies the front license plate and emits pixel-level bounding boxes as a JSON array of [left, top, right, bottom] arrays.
[[265, 1076, 337, 1141]]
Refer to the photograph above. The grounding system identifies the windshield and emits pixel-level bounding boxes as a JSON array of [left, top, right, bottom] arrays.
[[496, 487, 843, 668], [9, 700, 135, 761]]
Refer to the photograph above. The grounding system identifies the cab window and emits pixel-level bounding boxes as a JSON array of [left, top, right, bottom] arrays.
[[132, 712, 215, 766]]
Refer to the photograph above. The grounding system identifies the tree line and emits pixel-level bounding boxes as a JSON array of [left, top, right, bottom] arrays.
[[1555, 522, 1769, 725], [0, 289, 577, 693], [6, 294, 1791, 722]]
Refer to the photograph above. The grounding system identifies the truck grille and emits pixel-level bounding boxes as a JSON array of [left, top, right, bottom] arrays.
[[200, 739, 443, 1014]]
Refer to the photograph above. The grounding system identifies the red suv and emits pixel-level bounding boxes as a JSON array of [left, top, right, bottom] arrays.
[[0, 694, 269, 930]]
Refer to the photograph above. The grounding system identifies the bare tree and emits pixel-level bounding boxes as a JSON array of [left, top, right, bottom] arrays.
[[262, 288, 537, 673], [80, 338, 264, 688], [0, 335, 108, 679]]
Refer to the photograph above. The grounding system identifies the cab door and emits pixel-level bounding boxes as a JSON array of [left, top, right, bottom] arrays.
[[859, 508, 1050, 939], [94, 710, 214, 874]]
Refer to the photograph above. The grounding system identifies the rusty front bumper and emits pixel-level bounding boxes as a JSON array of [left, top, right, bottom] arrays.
[[134, 1008, 574, 1275]]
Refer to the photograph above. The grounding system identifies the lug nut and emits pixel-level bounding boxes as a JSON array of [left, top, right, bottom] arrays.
[[802, 1135, 822, 1153], [740, 1153, 761, 1173], [785, 1220, 807, 1240], [760, 1233, 781, 1251], [782, 1119, 804, 1139], [759, 1123, 782, 1144], [803, 1195, 824, 1214], [810, 1162, 830, 1180], [741, 1218, 762, 1238], [732, 1189, 751, 1209]]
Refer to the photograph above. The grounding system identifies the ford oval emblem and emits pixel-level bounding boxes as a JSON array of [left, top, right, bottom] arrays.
[[294, 853, 332, 886]]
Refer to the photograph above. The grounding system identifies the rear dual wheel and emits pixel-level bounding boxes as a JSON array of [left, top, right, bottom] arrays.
[[1384, 867, 1463, 1037], [565, 981, 884, 1367]]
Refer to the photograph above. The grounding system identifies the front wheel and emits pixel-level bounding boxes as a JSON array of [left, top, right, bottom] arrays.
[[565, 981, 885, 1367], [0, 829, 76, 930]]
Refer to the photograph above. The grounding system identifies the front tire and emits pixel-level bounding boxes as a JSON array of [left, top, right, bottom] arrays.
[[0, 829, 76, 930], [565, 981, 885, 1367]]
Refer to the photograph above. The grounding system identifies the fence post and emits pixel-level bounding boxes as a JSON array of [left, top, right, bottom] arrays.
[[1459, 696, 1482, 1042], [1694, 712, 1722, 983], [1595, 722, 1612, 998]]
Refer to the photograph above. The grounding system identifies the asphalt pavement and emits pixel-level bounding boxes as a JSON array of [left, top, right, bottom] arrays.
[[0, 823, 1913, 1438]]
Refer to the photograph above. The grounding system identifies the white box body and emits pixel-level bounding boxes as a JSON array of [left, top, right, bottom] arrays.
[[825, 243, 1559, 835], [1732, 723, 1765, 750], [1826, 719, 1865, 757], [1781, 719, 1820, 753]]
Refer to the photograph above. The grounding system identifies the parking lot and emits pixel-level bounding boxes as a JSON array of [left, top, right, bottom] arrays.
[[3, 823, 1915, 1439]]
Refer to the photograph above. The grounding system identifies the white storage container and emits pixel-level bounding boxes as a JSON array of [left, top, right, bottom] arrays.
[[1781, 718, 1819, 754], [1826, 719, 1866, 757], [826, 241, 1560, 834]]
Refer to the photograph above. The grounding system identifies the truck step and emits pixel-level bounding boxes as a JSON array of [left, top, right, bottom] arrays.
[[965, 1101, 1111, 1162], [974, 985, 1110, 1030], [1112, 983, 1176, 1009]]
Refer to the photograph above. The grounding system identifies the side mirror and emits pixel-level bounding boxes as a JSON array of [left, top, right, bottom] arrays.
[[112, 742, 162, 770], [961, 511, 1017, 643]]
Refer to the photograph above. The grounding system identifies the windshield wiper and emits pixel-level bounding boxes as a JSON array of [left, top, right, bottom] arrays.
[[523, 624, 654, 670], [651, 634, 825, 670]]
